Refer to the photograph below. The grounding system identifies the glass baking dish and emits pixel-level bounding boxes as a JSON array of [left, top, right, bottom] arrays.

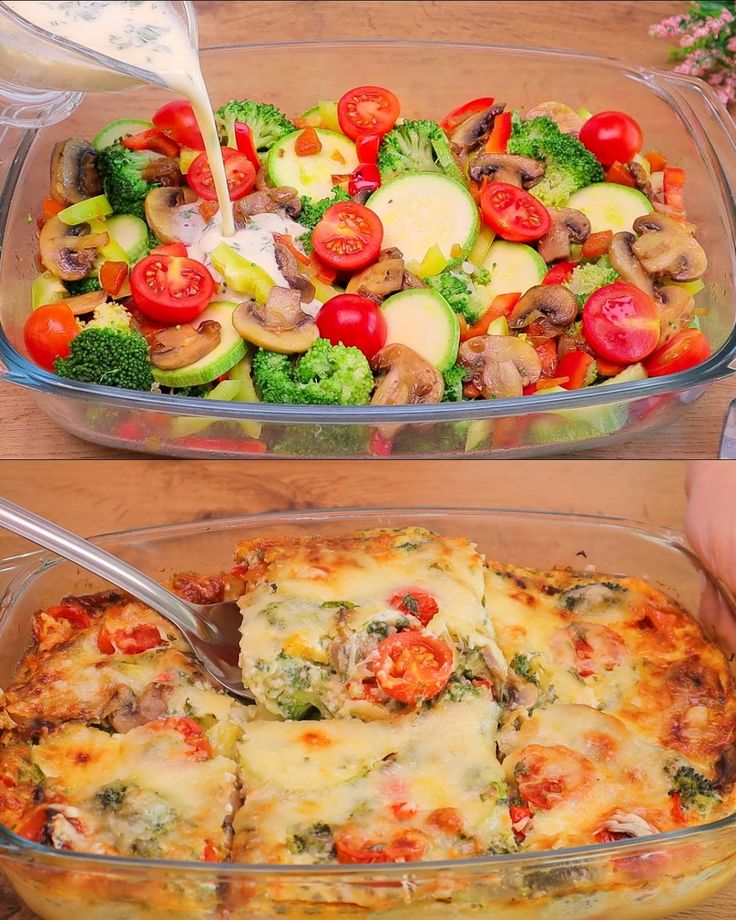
[[0, 506, 735, 920], [1, 41, 736, 458]]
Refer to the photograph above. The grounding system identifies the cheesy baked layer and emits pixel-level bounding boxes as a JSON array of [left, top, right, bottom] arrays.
[[235, 527, 506, 719]]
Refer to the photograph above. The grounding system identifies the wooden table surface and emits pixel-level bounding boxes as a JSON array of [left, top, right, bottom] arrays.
[[0, 457, 732, 918], [1, 0, 734, 458]]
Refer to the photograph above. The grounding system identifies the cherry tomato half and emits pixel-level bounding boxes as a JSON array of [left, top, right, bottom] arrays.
[[480, 182, 551, 242], [130, 253, 215, 325], [643, 329, 711, 377], [582, 282, 660, 363], [24, 303, 78, 371], [187, 147, 256, 202], [153, 99, 205, 149], [371, 632, 453, 705], [389, 589, 439, 626], [579, 111, 643, 167], [45, 604, 93, 629], [337, 85, 400, 140], [316, 293, 387, 358], [311, 201, 383, 272], [542, 261, 577, 286], [335, 828, 428, 865], [98, 623, 165, 655]]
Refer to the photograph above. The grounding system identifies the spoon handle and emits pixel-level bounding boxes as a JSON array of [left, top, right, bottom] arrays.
[[0, 498, 211, 639]]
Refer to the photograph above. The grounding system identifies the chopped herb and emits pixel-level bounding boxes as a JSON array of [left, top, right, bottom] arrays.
[[366, 620, 391, 638], [321, 600, 357, 609], [399, 594, 420, 615], [510, 653, 541, 688]]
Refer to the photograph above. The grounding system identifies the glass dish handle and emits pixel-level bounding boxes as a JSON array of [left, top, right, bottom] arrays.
[[720, 399, 736, 459]]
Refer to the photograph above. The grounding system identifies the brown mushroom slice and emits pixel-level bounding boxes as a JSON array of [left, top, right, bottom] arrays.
[[631, 213, 708, 282], [149, 320, 222, 370], [49, 138, 101, 205], [537, 208, 591, 263], [144, 186, 198, 244], [51, 289, 108, 316], [608, 232, 654, 297], [627, 160, 653, 200], [458, 335, 542, 399], [450, 103, 506, 149], [468, 153, 544, 188], [273, 240, 316, 303], [401, 270, 427, 290], [141, 156, 183, 187], [39, 216, 109, 281], [656, 285, 695, 347], [508, 284, 578, 330], [346, 249, 405, 300], [370, 344, 444, 406], [233, 287, 318, 354], [234, 186, 302, 223]]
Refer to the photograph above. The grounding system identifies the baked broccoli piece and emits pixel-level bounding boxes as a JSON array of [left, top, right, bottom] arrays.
[[296, 187, 352, 254], [66, 275, 102, 296], [507, 115, 603, 207], [442, 363, 468, 402], [253, 339, 374, 406], [273, 423, 370, 457], [377, 119, 463, 182], [567, 256, 619, 307], [97, 141, 162, 220], [214, 99, 294, 154], [670, 766, 720, 816], [425, 265, 491, 322], [54, 327, 153, 391]]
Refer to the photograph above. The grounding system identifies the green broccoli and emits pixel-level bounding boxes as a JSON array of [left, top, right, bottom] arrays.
[[54, 327, 153, 391], [96, 141, 162, 220], [670, 766, 720, 816], [425, 265, 491, 322], [214, 99, 294, 155], [442, 363, 468, 402], [296, 187, 352, 254], [273, 424, 370, 457], [377, 119, 463, 182], [567, 255, 619, 308], [507, 115, 604, 207], [253, 339, 374, 406], [66, 276, 102, 296]]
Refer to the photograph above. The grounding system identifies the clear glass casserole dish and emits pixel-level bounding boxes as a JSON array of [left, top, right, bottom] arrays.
[[1, 41, 736, 459], [0, 506, 735, 920]]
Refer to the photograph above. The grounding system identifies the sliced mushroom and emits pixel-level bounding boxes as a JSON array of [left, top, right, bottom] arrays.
[[149, 320, 222, 370], [273, 239, 316, 303], [468, 153, 544, 188], [631, 213, 708, 281], [508, 284, 578, 330], [401, 270, 427, 290], [51, 289, 108, 316], [346, 248, 405, 301], [370, 344, 444, 406], [457, 335, 542, 398], [233, 287, 318, 354], [450, 102, 506, 149], [49, 137, 101, 204], [608, 232, 654, 297], [627, 160, 653, 200], [537, 208, 591, 263], [523, 101, 584, 135], [656, 284, 695, 347], [598, 813, 658, 839], [144, 186, 197, 244], [141, 156, 183, 187], [39, 216, 109, 281], [233, 186, 302, 224]]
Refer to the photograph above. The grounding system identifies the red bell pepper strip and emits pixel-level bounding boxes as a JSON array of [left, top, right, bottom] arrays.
[[441, 97, 494, 134], [356, 133, 381, 164], [581, 230, 612, 260], [233, 122, 261, 171], [460, 292, 521, 342], [348, 163, 380, 197], [663, 166, 686, 212], [99, 260, 128, 298], [542, 261, 577, 285], [645, 150, 667, 172], [485, 111, 512, 154], [369, 430, 394, 456], [175, 437, 268, 454], [123, 129, 179, 158], [604, 161, 635, 187], [556, 350, 596, 389]]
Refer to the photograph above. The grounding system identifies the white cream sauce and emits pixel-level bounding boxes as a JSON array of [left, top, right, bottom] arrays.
[[6, 0, 235, 236]]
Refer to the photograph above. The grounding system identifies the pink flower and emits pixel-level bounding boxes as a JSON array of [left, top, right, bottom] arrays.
[[649, 14, 687, 38], [728, 36, 736, 52]]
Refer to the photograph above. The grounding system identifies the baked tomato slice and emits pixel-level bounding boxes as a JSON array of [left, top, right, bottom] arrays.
[[187, 146, 256, 201], [480, 182, 551, 242], [98, 623, 166, 655], [515, 744, 595, 810], [335, 828, 428, 864], [389, 589, 439, 626], [371, 632, 452, 704], [582, 282, 660, 363], [311, 201, 383, 272], [643, 329, 711, 377], [45, 604, 93, 629], [337, 85, 400, 139], [130, 253, 214, 324]]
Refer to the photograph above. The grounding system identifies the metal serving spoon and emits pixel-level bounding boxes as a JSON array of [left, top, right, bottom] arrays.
[[0, 498, 252, 700]]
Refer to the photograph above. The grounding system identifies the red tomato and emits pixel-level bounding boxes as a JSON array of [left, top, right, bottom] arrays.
[[543, 261, 577, 285], [187, 147, 256, 202], [582, 282, 660, 363], [311, 201, 383, 272], [161, 716, 212, 761], [335, 828, 428, 864], [316, 293, 386, 358], [440, 97, 494, 134], [348, 163, 381, 197], [203, 841, 219, 862], [45, 604, 92, 629], [150, 242, 187, 258], [355, 133, 381, 164], [389, 589, 439, 626], [24, 303, 78, 371], [371, 632, 453, 704], [480, 183, 551, 242], [579, 111, 643, 167], [131, 253, 214, 325], [556, 350, 595, 389], [670, 791, 686, 825], [98, 623, 165, 655], [123, 128, 179, 158], [643, 329, 711, 377], [17, 806, 49, 842], [369, 429, 394, 456], [515, 744, 595, 810], [337, 85, 400, 139], [427, 807, 463, 834], [152, 99, 205, 149], [509, 804, 533, 839], [233, 122, 260, 171]]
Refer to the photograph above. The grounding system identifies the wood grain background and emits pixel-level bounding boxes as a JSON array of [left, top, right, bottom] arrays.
[[0, 0, 734, 458]]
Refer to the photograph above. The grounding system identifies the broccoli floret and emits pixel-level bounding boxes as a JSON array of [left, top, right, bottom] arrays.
[[97, 142, 162, 220], [253, 339, 374, 406], [273, 424, 370, 457], [214, 99, 294, 154], [425, 265, 490, 322], [296, 187, 352, 253], [377, 119, 463, 182], [567, 255, 619, 307], [442, 363, 468, 402], [670, 766, 720, 816], [508, 115, 603, 207], [392, 421, 472, 455], [66, 276, 102, 296], [55, 327, 153, 391], [86, 301, 133, 332]]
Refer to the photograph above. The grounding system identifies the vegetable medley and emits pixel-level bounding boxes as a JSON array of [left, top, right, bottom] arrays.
[[24, 88, 711, 422]]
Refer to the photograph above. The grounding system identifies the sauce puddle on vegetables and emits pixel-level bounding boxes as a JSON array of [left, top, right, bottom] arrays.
[[5, 0, 235, 236]]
